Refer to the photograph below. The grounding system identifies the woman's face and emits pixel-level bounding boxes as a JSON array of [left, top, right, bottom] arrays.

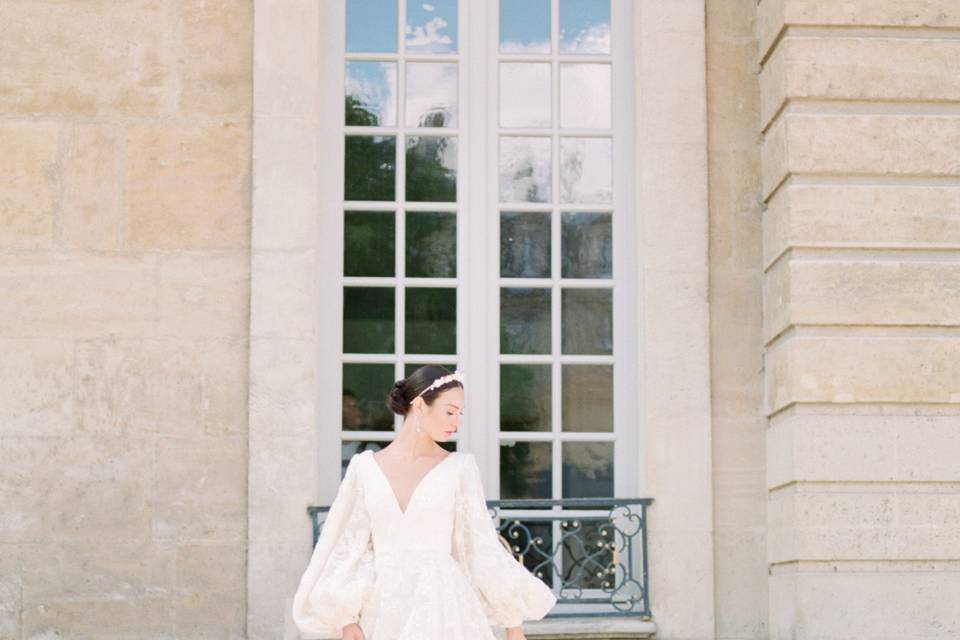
[[414, 386, 465, 442]]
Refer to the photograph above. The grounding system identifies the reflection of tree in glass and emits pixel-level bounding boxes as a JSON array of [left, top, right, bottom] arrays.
[[407, 212, 456, 278], [560, 146, 584, 202], [418, 108, 450, 128], [344, 109, 396, 201], [346, 94, 379, 126], [406, 134, 456, 202], [501, 441, 534, 496]]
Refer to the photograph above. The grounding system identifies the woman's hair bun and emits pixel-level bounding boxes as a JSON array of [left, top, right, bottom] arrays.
[[386, 381, 408, 415]]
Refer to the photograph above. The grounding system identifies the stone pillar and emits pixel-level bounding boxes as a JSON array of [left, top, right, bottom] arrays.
[[759, 1, 960, 638]]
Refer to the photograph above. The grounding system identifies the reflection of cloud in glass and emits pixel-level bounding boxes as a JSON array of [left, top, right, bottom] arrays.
[[560, 63, 610, 129], [347, 0, 397, 53], [559, 0, 611, 54], [345, 61, 397, 126], [500, 0, 550, 54], [406, 0, 457, 53], [406, 63, 457, 128], [500, 137, 552, 203], [560, 137, 612, 203], [500, 63, 551, 128]]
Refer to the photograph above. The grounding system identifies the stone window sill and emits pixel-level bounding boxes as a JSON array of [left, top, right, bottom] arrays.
[[515, 616, 658, 639]]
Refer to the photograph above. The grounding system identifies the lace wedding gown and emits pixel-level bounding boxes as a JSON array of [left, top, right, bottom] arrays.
[[292, 450, 557, 639]]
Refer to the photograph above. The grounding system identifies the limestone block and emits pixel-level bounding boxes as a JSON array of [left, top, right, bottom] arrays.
[[248, 433, 321, 544], [77, 336, 247, 437], [177, 0, 253, 118], [759, 0, 960, 62], [62, 124, 122, 250], [152, 435, 246, 541], [252, 117, 320, 250], [0, 339, 74, 436], [250, 249, 319, 339], [713, 466, 767, 529], [770, 566, 960, 639], [761, 37, 960, 128], [645, 530, 714, 639], [713, 530, 768, 638], [763, 183, 960, 267], [0, 0, 175, 117], [0, 434, 153, 542], [158, 251, 250, 339], [764, 257, 960, 341], [248, 537, 312, 640], [249, 337, 319, 437], [0, 544, 21, 611], [173, 541, 246, 638], [124, 121, 251, 250], [762, 113, 960, 200], [253, 0, 321, 119], [22, 597, 174, 638], [0, 121, 58, 248], [0, 253, 156, 339], [765, 332, 960, 413]]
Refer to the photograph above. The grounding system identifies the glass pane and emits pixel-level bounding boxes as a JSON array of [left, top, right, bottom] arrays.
[[347, 0, 397, 53], [559, 0, 611, 54], [406, 211, 457, 278], [342, 439, 388, 477], [500, 63, 551, 128], [560, 137, 612, 204], [500, 211, 551, 278], [498, 519, 554, 586], [343, 364, 396, 431], [500, 287, 551, 354], [344, 287, 395, 353], [562, 441, 613, 497], [499, 137, 551, 203], [405, 0, 457, 53], [405, 287, 456, 354], [561, 212, 611, 278], [562, 364, 613, 432], [561, 288, 611, 354], [560, 63, 611, 129], [406, 136, 457, 202], [345, 136, 396, 201], [500, 441, 552, 499], [500, 364, 551, 432], [406, 62, 458, 128], [500, 0, 551, 53], [344, 210, 395, 277], [345, 61, 397, 126]]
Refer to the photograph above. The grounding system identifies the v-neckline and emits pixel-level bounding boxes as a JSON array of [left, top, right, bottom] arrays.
[[368, 449, 455, 517]]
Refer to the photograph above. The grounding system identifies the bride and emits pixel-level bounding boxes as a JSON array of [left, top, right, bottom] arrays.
[[292, 365, 557, 640]]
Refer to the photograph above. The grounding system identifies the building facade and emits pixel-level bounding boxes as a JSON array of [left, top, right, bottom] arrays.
[[1, 1, 958, 639]]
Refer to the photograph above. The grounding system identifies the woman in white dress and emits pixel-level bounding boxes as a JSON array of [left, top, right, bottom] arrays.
[[292, 365, 557, 640]]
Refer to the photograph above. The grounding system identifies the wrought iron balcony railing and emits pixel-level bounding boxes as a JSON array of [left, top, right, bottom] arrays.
[[307, 496, 653, 620]]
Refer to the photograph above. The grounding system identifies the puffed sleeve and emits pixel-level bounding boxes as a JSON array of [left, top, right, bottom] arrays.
[[452, 453, 557, 629], [292, 454, 375, 639]]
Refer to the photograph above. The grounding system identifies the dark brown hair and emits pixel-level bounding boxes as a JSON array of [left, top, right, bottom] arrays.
[[385, 365, 463, 416]]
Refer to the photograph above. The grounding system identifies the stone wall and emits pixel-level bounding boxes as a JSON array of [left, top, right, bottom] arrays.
[[758, 0, 960, 638], [706, 1, 768, 639], [0, 1, 253, 638]]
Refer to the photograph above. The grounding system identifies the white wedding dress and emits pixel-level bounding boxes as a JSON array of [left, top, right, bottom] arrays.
[[292, 450, 557, 639]]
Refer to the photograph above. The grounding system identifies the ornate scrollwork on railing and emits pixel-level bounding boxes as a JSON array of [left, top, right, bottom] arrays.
[[308, 496, 654, 619]]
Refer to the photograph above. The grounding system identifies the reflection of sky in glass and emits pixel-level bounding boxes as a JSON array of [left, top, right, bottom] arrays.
[[406, 63, 458, 127], [500, 63, 551, 128], [500, 0, 550, 53], [560, 64, 610, 129], [347, 0, 397, 53], [560, 137, 612, 203], [500, 137, 552, 203], [345, 61, 397, 126], [560, 0, 611, 54], [406, 0, 457, 53]]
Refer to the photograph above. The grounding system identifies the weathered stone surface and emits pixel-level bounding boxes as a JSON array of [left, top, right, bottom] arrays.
[[765, 332, 960, 413], [0, 0, 175, 117], [173, 541, 246, 638], [761, 37, 960, 128], [253, 0, 321, 119], [62, 124, 122, 250], [0, 339, 74, 436], [0, 253, 156, 339], [0, 121, 58, 249], [158, 252, 250, 339], [76, 337, 248, 437], [124, 122, 251, 250], [177, 0, 253, 118], [250, 250, 318, 340], [249, 337, 318, 437], [762, 113, 960, 199], [763, 183, 960, 267]]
